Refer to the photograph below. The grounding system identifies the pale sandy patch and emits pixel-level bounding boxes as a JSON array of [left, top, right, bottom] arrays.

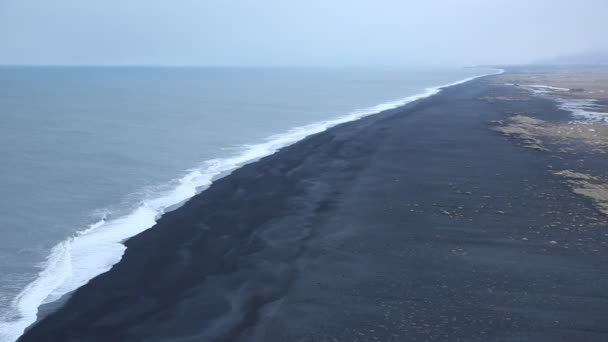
[[554, 170, 608, 216]]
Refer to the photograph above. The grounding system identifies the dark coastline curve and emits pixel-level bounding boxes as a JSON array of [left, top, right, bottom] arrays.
[[19, 76, 608, 341]]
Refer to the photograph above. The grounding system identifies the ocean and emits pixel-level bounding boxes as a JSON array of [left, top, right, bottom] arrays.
[[0, 66, 496, 341]]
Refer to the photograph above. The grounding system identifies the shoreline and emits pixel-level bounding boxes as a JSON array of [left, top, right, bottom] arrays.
[[1, 70, 499, 342], [19, 71, 608, 341]]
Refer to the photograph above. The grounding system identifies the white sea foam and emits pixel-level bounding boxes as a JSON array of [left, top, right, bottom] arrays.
[[0, 68, 502, 342]]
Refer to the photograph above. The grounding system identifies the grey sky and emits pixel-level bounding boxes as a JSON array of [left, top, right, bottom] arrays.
[[1, 0, 606, 66]]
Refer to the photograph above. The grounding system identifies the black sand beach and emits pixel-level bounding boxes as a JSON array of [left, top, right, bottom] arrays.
[[19, 76, 608, 341]]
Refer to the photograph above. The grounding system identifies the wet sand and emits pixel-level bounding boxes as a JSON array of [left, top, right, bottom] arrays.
[[19, 76, 608, 341]]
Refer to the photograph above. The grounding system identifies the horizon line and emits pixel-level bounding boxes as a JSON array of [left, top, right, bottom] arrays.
[[0, 63, 503, 69]]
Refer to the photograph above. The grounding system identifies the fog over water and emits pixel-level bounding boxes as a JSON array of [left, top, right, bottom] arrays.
[[1, 0, 607, 66]]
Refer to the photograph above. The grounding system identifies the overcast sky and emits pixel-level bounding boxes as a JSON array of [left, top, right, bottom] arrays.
[[0, 0, 606, 66]]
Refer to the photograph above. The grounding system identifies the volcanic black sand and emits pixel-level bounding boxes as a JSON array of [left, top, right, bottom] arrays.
[[19, 75, 608, 341]]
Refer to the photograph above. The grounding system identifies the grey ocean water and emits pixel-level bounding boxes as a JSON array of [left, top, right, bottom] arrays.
[[0, 66, 493, 340]]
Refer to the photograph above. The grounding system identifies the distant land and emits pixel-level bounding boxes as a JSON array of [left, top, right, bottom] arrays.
[[534, 50, 608, 65]]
